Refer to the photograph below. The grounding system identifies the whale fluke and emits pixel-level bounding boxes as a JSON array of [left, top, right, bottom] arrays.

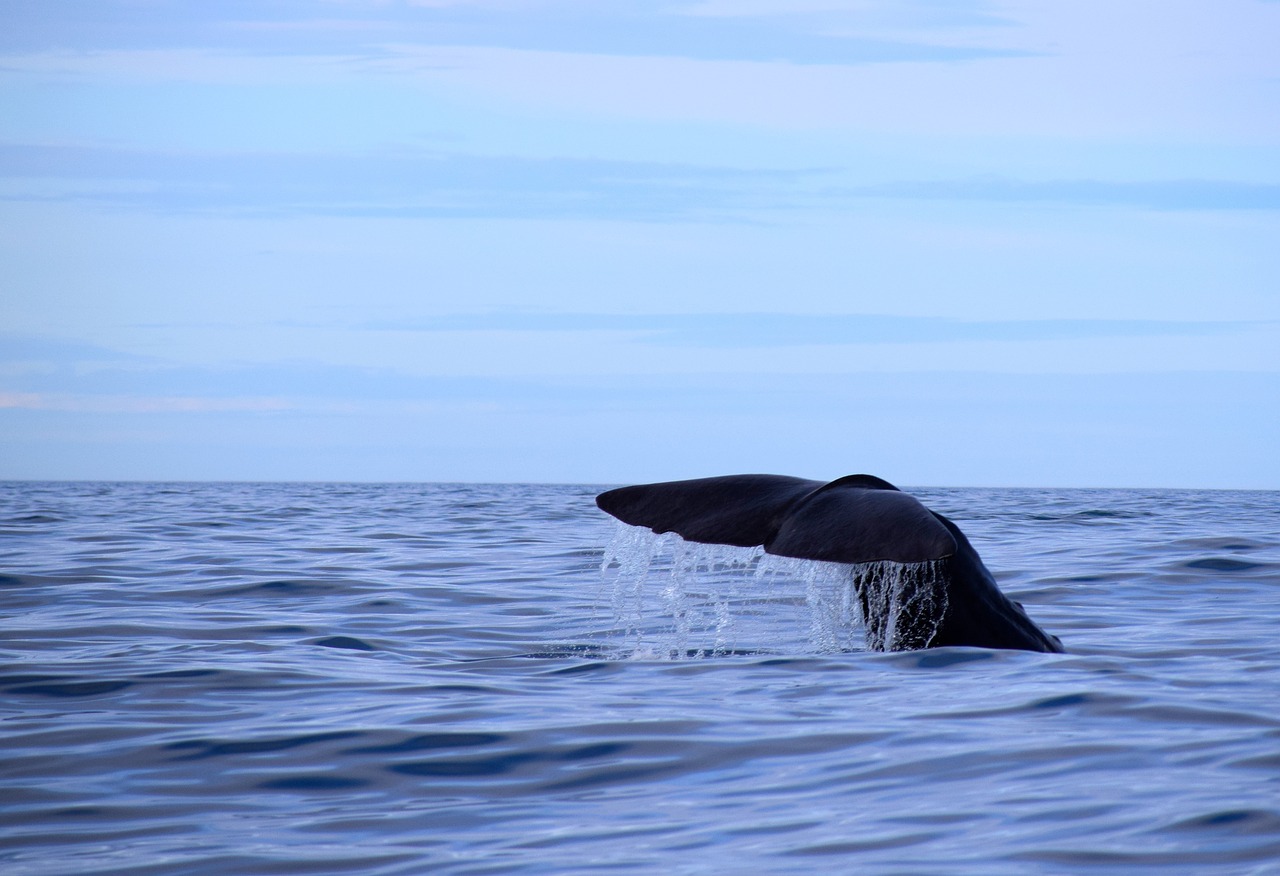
[[596, 473, 1063, 654]]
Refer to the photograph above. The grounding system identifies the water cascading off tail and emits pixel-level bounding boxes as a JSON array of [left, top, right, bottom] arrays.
[[851, 559, 950, 651], [598, 523, 949, 657]]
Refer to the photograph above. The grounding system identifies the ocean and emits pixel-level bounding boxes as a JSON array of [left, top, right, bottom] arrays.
[[1, 480, 1278, 874]]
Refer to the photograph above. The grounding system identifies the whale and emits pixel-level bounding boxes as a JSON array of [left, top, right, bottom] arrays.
[[596, 473, 1063, 654]]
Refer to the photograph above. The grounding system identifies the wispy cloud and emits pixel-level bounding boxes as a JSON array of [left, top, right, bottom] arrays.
[[0, 342, 614, 405], [371, 312, 1268, 347], [6, 142, 1279, 221], [0, 0, 1030, 65], [846, 178, 1280, 211], [0, 392, 292, 413], [0, 141, 808, 221], [0, 333, 149, 364], [4, 320, 1271, 420]]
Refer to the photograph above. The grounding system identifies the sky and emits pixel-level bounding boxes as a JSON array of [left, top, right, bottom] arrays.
[[1, 0, 1277, 488]]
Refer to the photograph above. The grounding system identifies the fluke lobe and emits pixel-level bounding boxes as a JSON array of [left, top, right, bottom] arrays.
[[596, 473, 1063, 654]]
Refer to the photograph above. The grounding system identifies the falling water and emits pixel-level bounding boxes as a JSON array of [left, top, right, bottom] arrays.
[[853, 558, 950, 651], [598, 523, 950, 655]]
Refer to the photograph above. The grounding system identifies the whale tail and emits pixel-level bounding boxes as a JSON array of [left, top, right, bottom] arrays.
[[596, 474, 956, 565], [596, 473, 1063, 654]]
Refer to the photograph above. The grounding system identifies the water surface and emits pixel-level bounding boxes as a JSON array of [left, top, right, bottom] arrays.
[[2, 482, 1278, 874]]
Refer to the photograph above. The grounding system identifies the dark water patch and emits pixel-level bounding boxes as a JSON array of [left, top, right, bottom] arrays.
[[0, 571, 119, 586], [1229, 752, 1280, 769], [755, 656, 816, 668], [1034, 692, 1094, 709], [312, 635, 377, 651], [1185, 557, 1267, 572], [1017, 841, 1280, 867], [541, 660, 619, 676], [564, 742, 632, 760], [411, 683, 513, 696], [142, 668, 223, 679], [390, 753, 540, 778], [907, 649, 998, 669], [4, 513, 64, 524], [1165, 808, 1280, 834], [70, 532, 140, 543], [1028, 508, 1152, 521], [384, 730, 882, 796], [873, 647, 1024, 672], [932, 691, 1142, 720], [8, 678, 133, 697], [2, 672, 70, 686], [257, 775, 372, 791], [1126, 703, 1278, 728], [1012, 804, 1121, 824], [386, 737, 691, 789], [52, 806, 107, 818], [166, 730, 364, 760], [539, 761, 690, 792], [848, 744, 1126, 784], [721, 819, 824, 838], [361, 598, 400, 608], [1175, 536, 1269, 552], [218, 579, 346, 597], [346, 732, 508, 755]]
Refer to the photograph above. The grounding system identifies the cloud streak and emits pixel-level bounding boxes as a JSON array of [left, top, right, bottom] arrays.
[[847, 178, 1280, 212], [0, 0, 1029, 65], [0, 142, 808, 221], [5, 142, 1278, 221], [0, 392, 292, 414], [370, 313, 1267, 346]]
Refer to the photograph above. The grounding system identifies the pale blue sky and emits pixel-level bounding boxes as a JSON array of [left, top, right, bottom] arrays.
[[1, 1, 1277, 487]]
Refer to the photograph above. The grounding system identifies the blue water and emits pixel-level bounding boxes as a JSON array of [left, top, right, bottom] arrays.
[[2, 481, 1278, 874]]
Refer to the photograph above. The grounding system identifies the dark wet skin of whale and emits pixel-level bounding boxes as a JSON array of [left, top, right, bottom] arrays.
[[596, 473, 1064, 654]]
